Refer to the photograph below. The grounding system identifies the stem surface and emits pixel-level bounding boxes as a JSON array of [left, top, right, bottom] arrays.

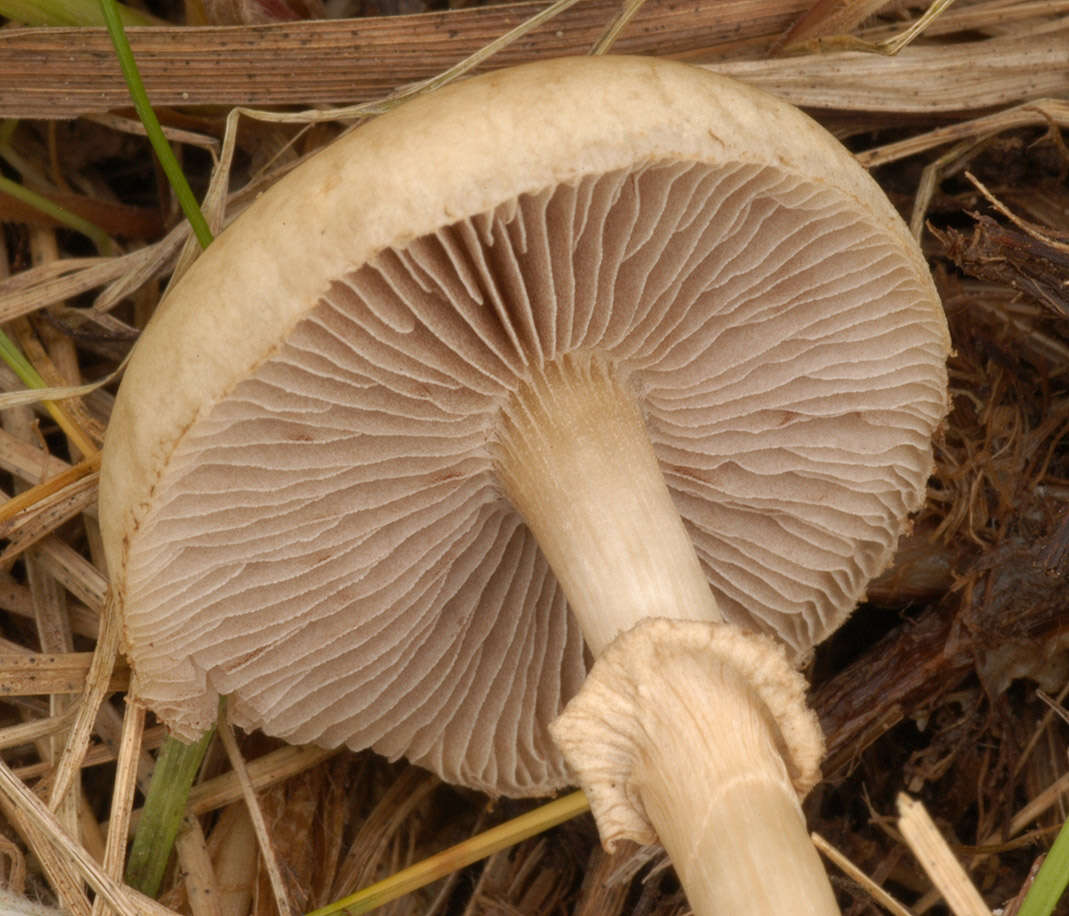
[[494, 354, 721, 654], [636, 646, 838, 915]]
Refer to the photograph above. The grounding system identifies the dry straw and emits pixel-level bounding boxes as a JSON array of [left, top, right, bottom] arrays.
[[0, 0, 1066, 913]]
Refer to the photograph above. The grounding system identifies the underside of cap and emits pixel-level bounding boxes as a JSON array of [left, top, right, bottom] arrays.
[[101, 56, 949, 797]]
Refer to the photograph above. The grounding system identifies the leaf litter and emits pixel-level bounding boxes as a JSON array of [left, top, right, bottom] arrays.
[[0, 0, 1068, 913]]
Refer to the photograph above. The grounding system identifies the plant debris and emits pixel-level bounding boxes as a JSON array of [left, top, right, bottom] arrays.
[[0, 0, 1068, 913], [933, 215, 1069, 318]]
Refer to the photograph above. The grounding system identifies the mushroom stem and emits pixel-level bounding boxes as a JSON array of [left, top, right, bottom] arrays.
[[494, 354, 721, 655], [634, 647, 836, 915], [496, 357, 838, 914], [551, 619, 838, 916]]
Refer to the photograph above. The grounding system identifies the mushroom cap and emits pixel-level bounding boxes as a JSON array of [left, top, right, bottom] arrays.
[[100, 55, 949, 797]]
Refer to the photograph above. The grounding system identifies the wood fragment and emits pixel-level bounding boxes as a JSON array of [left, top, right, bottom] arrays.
[[897, 794, 992, 916], [13, 726, 167, 783], [33, 537, 108, 614], [0, 653, 129, 696], [217, 713, 295, 916], [777, 0, 898, 49], [811, 832, 913, 916], [932, 214, 1069, 316], [817, 525, 1069, 777], [0, 228, 185, 325], [0, 428, 70, 485], [859, 99, 1069, 167], [91, 700, 145, 916], [716, 34, 1069, 112], [175, 814, 225, 916], [0, 476, 99, 566], [47, 599, 121, 812], [330, 765, 439, 898], [0, 708, 77, 752], [175, 745, 337, 820], [0, 758, 176, 916], [0, 459, 99, 531], [0, 786, 91, 916]]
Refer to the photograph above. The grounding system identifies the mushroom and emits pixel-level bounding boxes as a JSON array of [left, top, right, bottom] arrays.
[[100, 55, 949, 914]]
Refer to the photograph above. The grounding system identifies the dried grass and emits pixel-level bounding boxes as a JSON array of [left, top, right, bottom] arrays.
[[0, 0, 1068, 913]]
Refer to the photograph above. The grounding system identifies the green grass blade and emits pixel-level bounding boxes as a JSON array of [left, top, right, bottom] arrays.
[[0, 328, 48, 390], [97, 0, 214, 249], [97, 0, 216, 899], [0, 0, 161, 26], [124, 730, 215, 897], [0, 327, 99, 456], [1017, 816, 1069, 916], [0, 173, 114, 254]]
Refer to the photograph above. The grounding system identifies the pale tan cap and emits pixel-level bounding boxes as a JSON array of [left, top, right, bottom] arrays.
[[100, 55, 949, 797]]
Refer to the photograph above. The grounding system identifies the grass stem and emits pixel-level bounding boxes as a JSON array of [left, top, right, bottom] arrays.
[[124, 731, 215, 897], [97, 0, 214, 249], [1016, 816, 1069, 916], [0, 173, 114, 255], [306, 791, 590, 915]]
